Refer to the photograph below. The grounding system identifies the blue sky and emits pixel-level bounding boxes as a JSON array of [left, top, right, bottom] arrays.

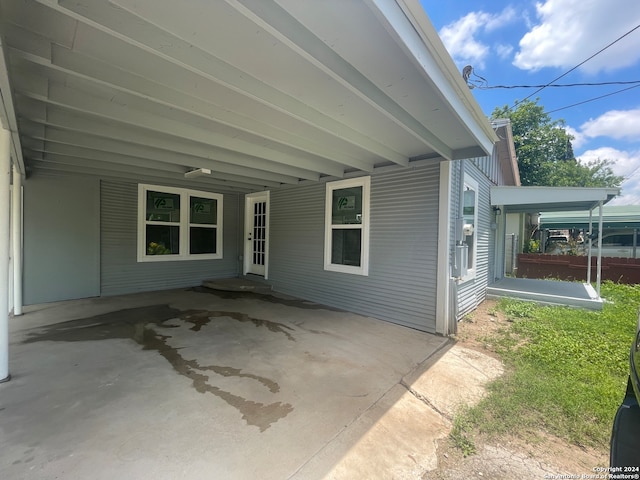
[[421, 0, 640, 204]]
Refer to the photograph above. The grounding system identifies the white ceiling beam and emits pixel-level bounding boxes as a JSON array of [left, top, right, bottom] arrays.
[[15, 101, 319, 182], [17, 119, 307, 184], [25, 146, 280, 188], [22, 139, 294, 186], [44, 46, 377, 173], [25, 157, 263, 192], [7, 46, 376, 174], [26, 166, 255, 194], [15, 80, 347, 178], [38, 0, 409, 167], [231, 0, 451, 162]]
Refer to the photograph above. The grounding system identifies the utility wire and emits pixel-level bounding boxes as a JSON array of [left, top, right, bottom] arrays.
[[476, 80, 640, 89], [545, 83, 640, 114], [507, 22, 640, 110], [492, 24, 640, 113]]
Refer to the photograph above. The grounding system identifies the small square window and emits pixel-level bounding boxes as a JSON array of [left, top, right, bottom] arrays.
[[190, 227, 216, 254], [331, 229, 362, 266], [190, 197, 217, 224], [146, 225, 180, 255], [147, 191, 180, 222]]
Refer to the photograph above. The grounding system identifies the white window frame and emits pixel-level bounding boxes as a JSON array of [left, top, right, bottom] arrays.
[[137, 184, 223, 262], [461, 174, 479, 281], [324, 176, 370, 276]]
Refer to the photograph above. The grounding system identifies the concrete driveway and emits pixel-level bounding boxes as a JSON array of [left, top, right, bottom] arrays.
[[0, 286, 463, 479]]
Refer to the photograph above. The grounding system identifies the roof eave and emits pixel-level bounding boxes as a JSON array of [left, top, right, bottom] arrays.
[[376, 0, 498, 157]]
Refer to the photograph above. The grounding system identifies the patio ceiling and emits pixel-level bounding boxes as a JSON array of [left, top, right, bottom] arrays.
[[0, 0, 496, 193]]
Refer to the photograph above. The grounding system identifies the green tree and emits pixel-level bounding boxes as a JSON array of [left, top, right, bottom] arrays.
[[491, 99, 623, 188]]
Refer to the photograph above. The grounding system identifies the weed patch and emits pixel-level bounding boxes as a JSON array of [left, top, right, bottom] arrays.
[[449, 408, 477, 457]]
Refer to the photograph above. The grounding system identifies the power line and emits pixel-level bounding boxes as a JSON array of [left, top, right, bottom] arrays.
[[545, 83, 640, 114], [476, 80, 640, 89], [506, 22, 640, 111]]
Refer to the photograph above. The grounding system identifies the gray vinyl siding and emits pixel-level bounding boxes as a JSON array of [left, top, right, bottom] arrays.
[[23, 175, 100, 305], [471, 147, 503, 185], [100, 180, 240, 295], [454, 158, 498, 319], [268, 163, 440, 333]]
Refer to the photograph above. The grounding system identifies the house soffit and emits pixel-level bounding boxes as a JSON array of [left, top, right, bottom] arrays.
[[0, 0, 495, 193]]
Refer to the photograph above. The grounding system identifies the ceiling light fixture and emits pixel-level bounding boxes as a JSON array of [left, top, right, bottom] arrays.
[[184, 168, 211, 179]]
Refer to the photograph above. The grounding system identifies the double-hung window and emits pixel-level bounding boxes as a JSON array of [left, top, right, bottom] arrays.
[[462, 174, 478, 279], [138, 184, 223, 262], [324, 177, 370, 276]]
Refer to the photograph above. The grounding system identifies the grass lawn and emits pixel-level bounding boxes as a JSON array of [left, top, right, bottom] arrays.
[[451, 281, 640, 455]]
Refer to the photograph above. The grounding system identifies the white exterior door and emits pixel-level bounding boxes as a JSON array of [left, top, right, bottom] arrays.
[[244, 192, 269, 277]]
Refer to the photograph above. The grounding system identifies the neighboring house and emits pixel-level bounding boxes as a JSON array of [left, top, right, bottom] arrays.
[[0, 0, 521, 382]]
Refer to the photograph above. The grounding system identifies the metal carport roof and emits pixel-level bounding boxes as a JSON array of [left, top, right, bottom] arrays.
[[540, 205, 640, 230], [490, 186, 620, 213]]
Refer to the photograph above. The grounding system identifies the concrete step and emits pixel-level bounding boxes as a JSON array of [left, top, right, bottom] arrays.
[[201, 277, 273, 295]]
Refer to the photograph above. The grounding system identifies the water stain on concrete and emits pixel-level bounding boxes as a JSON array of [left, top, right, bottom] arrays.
[[138, 325, 292, 431], [189, 286, 344, 311], [23, 305, 294, 431], [181, 309, 295, 341]]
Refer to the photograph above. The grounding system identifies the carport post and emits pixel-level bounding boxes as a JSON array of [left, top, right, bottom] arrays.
[[587, 209, 593, 285], [12, 164, 22, 316], [596, 201, 604, 296], [0, 127, 10, 382]]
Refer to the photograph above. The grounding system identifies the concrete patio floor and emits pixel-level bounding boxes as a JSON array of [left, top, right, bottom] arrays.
[[0, 286, 500, 479]]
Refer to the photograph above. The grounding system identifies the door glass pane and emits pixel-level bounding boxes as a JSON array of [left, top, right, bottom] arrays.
[[190, 227, 216, 254], [190, 197, 217, 225], [147, 191, 180, 222], [146, 225, 179, 255], [252, 201, 266, 266], [331, 229, 361, 266], [332, 186, 362, 225]]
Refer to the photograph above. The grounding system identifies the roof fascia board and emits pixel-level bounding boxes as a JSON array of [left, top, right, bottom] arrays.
[[370, 0, 497, 157], [491, 186, 620, 208], [492, 120, 520, 186]]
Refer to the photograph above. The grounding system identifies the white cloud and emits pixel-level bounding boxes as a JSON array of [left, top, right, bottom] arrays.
[[578, 147, 637, 176], [495, 43, 514, 60], [484, 6, 517, 32], [439, 7, 517, 68], [514, 0, 640, 73], [609, 173, 640, 205], [581, 108, 640, 140], [565, 125, 586, 149], [577, 147, 640, 204]]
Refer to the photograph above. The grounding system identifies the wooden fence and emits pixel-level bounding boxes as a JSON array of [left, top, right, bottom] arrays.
[[516, 254, 640, 284]]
